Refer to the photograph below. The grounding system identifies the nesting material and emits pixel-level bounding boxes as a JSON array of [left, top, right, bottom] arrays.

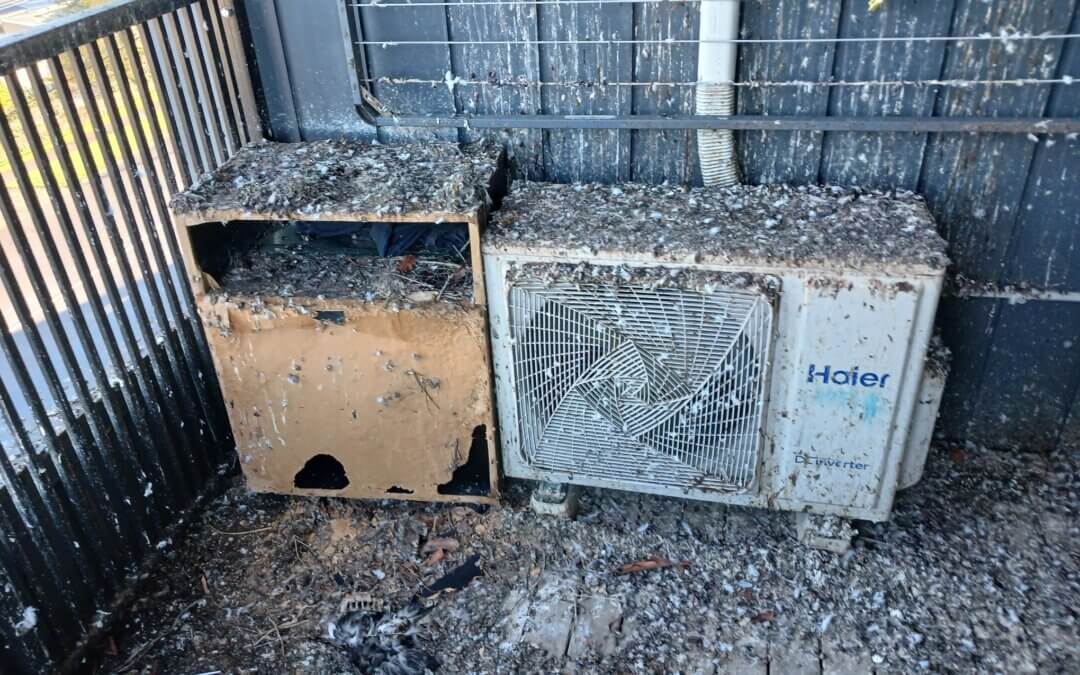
[[171, 139, 503, 221], [214, 243, 473, 306], [487, 182, 948, 270]]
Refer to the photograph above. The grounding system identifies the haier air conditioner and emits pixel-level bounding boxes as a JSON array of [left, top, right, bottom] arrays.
[[482, 182, 949, 546]]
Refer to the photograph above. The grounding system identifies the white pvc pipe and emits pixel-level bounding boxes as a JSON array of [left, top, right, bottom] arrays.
[[696, 0, 740, 187]]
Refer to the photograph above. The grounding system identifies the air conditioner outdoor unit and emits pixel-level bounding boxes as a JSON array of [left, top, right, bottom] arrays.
[[483, 182, 949, 546]]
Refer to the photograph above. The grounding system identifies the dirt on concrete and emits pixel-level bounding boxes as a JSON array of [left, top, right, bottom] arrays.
[[95, 444, 1078, 674]]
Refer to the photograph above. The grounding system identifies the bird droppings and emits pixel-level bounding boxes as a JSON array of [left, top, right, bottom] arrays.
[[13, 606, 37, 637], [170, 140, 503, 219], [174, 139, 501, 308], [97, 444, 1077, 674], [486, 182, 949, 271], [505, 261, 781, 300], [924, 334, 952, 380]]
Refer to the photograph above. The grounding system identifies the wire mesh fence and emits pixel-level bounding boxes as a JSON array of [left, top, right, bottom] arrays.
[[0, 1, 259, 671], [341, 0, 1080, 132]]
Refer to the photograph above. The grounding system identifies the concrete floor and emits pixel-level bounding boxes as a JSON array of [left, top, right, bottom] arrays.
[[101, 443, 1078, 674]]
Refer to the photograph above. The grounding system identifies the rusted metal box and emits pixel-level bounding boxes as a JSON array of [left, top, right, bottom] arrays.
[[170, 140, 505, 503]]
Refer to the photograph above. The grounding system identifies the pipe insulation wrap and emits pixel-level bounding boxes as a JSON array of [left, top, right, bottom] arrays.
[[696, 85, 739, 187], [696, 0, 740, 187]]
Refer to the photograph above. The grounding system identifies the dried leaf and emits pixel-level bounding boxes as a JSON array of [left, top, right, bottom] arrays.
[[423, 548, 445, 567], [329, 518, 360, 544], [616, 556, 689, 575], [421, 537, 460, 555], [396, 255, 418, 274], [751, 611, 776, 624]]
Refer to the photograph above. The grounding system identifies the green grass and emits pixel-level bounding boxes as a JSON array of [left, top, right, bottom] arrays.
[[0, 42, 175, 191]]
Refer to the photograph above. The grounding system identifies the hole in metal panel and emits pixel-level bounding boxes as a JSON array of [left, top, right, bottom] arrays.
[[294, 454, 349, 490], [437, 425, 491, 496], [314, 310, 346, 325]]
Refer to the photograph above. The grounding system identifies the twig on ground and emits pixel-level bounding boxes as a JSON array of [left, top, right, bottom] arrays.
[[210, 524, 276, 536], [115, 600, 202, 672]]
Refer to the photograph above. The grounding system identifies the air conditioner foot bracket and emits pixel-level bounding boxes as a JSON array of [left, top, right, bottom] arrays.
[[795, 512, 854, 554], [530, 481, 581, 519]]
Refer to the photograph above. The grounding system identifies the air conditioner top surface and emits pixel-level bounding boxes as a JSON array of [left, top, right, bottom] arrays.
[[485, 182, 948, 273]]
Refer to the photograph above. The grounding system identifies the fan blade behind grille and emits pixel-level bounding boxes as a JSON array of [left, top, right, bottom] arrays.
[[509, 280, 773, 491]]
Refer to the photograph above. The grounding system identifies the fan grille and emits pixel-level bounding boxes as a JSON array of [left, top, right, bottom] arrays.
[[508, 280, 773, 492]]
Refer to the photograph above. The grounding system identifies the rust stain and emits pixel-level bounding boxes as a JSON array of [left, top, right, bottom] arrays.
[[201, 295, 497, 503]]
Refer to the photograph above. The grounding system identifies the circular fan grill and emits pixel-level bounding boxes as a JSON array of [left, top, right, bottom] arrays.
[[509, 280, 772, 490]]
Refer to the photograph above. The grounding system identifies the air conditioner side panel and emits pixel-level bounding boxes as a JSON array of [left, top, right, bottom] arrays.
[[767, 274, 941, 520], [486, 256, 526, 477]]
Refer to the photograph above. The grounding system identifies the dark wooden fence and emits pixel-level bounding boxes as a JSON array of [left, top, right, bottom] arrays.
[[0, 1, 259, 671], [248, 0, 1080, 452]]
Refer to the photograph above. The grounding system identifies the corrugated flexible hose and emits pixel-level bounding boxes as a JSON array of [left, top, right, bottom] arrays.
[[695, 83, 739, 187]]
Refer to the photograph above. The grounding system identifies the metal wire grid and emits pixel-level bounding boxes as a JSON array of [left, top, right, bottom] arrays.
[[374, 76, 1075, 89], [0, 1, 260, 670], [355, 33, 1080, 47], [345, 1, 1080, 97], [508, 280, 772, 492]]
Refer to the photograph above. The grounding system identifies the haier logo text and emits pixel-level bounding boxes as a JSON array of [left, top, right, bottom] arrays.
[[807, 364, 891, 388]]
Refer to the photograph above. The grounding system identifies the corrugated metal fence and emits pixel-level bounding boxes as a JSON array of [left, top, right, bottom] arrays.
[[0, 1, 259, 671], [248, 0, 1080, 452]]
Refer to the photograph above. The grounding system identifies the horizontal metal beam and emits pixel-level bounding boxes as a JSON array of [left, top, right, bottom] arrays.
[[372, 113, 1080, 134], [0, 0, 195, 73], [949, 286, 1080, 304]]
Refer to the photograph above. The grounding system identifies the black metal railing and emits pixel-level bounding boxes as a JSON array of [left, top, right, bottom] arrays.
[[0, 1, 259, 672]]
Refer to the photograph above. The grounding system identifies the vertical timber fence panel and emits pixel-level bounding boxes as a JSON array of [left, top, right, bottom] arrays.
[[0, 1, 260, 672], [328, 0, 1080, 452]]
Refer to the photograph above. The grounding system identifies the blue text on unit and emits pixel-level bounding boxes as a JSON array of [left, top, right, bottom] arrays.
[[795, 453, 869, 471], [807, 364, 890, 388]]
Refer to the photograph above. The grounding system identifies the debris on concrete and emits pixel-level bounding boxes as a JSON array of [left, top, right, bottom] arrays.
[[327, 597, 437, 674], [567, 594, 623, 659], [326, 555, 482, 673], [520, 574, 577, 659], [529, 481, 581, 519], [615, 556, 690, 576], [419, 554, 482, 600], [796, 512, 856, 554], [98, 444, 1078, 673]]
